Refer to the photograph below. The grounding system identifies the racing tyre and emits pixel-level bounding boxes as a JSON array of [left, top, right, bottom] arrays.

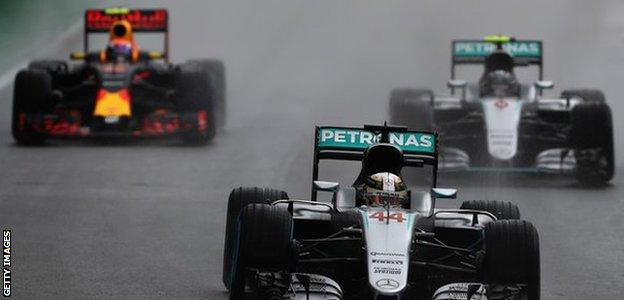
[[561, 89, 605, 104], [175, 70, 216, 145], [483, 220, 540, 300], [28, 60, 68, 74], [223, 187, 289, 289], [460, 200, 520, 220], [388, 88, 434, 130], [12, 69, 54, 145], [184, 59, 226, 128], [569, 100, 614, 184], [229, 204, 293, 300]]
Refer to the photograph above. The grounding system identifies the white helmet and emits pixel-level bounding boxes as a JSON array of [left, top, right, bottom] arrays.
[[363, 172, 408, 208]]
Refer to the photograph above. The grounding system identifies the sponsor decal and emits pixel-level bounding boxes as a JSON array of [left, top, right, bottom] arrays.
[[494, 99, 509, 110], [454, 41, 541, 58], [370, 251, 405, 257], [3, 230, 10, 297], [369, 211, 405, 223], [372, 259, 403, 265], [318, 128, 435, 154], [375, 278, 400, 290]]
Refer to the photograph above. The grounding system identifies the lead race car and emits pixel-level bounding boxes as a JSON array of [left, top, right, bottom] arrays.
[[222, 124, 540, 299], [12, 8, 226, 145], [389, 35, 614, 184]]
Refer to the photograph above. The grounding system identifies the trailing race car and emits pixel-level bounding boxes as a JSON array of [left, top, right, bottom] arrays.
[[222, 124, 540, 299], [13, 8, 226, 145], [389, 35, 614, 184]]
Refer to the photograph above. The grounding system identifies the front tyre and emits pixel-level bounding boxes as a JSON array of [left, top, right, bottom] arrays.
[[483, 220, 540, 300], [569, 100, 614, 184], [175, 69, 216, 145], [184, 59, 226, 128], [222, 187, 289, 289], [229, 204, 293, 300], [12, 69, 53, 145]]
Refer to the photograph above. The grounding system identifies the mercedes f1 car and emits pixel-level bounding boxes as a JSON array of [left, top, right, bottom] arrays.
[[222, 124, 540, 299], [12, 8, 226, 145], [389, 35, 614, 184]]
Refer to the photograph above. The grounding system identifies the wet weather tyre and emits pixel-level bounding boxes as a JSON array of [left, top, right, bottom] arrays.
[[483, 220, 540, 300], [460, 200, 520, 220], [388, 88, 434, 130], [569, 100, 614, 184], [561, 89, 605, 104], [184, 59, 226, 128], [175, 70, 216, 144], [28, 60, 68, 74], [222, 187, 289, 289], [229, 204, 293, 300], [12, 69, 53, 145]]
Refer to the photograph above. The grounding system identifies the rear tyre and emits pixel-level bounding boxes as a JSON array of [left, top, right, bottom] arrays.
[[561, 89, 605, 103], [12, 69, 53, 145], [28, 60, 68, 74], [175, 69, 216, 144], [483, 220, 540, 300], [229, 204, 293, 300], [460, 200, 520, 220], [388, 88, 434, 130], [567, 93, 614, 184], [222, 187, 289, 289], [184, 59, 226, 128]]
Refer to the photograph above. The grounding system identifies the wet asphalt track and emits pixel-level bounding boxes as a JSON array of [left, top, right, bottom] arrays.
[[1, 1, 623, 299]]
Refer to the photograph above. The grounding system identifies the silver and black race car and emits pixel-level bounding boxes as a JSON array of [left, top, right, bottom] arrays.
[[13, 8, 225, 145], [389, 35, 614, 184], [221, 124, 540, 299]]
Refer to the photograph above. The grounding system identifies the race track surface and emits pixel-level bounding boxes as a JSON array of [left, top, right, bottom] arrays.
[[0, 1, 623, 299]]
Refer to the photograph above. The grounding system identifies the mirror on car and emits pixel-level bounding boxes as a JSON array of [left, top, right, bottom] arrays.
[[431, 188, 457, 199], [148, 51, 166, 60], [70, 51, 86, 60], [313, 181, 340, 192], [534, 80, 554, 90], [447, 79, 467, 89]]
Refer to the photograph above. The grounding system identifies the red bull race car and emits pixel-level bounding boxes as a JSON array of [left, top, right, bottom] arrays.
[[12, 8, 226, 145], [222, 124, 540, 299], [389, 35, 614, 184]]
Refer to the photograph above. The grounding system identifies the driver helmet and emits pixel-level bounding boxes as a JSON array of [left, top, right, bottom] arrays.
[[103, 20, 137, 62], [363, 172, 408, 208], [105, 40, 133, 61], [481, 70, 520, 97]]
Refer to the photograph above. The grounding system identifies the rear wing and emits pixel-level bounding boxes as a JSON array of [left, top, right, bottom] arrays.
[[84, 8, 169, 59], [451, 39, 543, 79], [312, 124, 439, 200]]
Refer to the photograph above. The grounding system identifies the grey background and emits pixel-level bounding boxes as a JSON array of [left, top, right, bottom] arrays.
[[0, 0, 623, 298]]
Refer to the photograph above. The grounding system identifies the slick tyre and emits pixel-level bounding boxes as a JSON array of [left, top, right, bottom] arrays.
[[175, 69, 216, 144], [229, 204, 293, 300], [388, 88, 434, 131], [483, 220, 540, 300], [569, 100, 614, 184], [460, 200, 520, 220], [222, 187, 289, 289], [184, 59, 226, 128], [12, 69, 53, 145]]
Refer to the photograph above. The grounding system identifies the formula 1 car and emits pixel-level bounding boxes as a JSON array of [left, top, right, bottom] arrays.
[[222, 124, 540, 299], [389, 35, 614, 184], [12, 8, 226, 145]]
